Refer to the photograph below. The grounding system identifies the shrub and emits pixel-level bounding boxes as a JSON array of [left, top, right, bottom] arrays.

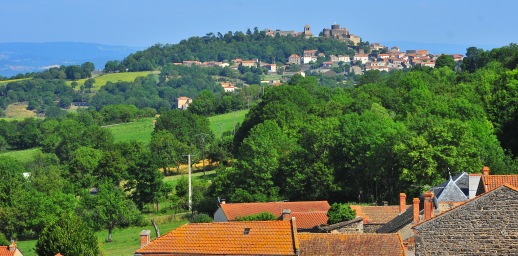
[[0, 233, 8, 246], [189, 213, 213, 223], [235, 211, 277, 221], [35, 213, 99, 256], [327, 203, 356, 225]]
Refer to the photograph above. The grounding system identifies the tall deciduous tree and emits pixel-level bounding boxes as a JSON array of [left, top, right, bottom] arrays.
[[435, 54, 455, 70], [97, 179, 141, 242]]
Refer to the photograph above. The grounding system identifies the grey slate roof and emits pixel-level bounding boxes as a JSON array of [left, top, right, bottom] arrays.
[[377, 172, 470, 234], [318, 217, 364, 232]]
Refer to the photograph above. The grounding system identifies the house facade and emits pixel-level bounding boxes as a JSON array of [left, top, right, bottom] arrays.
[[175, 97, 192, 110], [288, 54, 301, 65]]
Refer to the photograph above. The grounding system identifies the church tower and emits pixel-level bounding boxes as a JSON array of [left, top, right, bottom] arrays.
[[304, 24, 311, 34]]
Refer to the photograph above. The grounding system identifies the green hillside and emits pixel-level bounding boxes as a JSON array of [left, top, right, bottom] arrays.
[[65, 71, 159, 91]]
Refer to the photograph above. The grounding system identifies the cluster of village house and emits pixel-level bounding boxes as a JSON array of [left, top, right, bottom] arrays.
[[4, 167, 517, 255]]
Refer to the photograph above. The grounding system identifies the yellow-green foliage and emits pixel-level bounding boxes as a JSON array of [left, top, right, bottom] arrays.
[[0, 78, 31, 84], [65, 71, 159, 90], [3, 104, 37, 118]]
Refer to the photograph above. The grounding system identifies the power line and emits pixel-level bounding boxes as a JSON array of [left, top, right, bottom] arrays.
[[215, 122, 226, 139]]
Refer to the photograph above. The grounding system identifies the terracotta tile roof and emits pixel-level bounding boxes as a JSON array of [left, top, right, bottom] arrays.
[[412, 184, 518, 228], [221, 201, 330, 221], [299, 233, 406, 256], [350, 205, 411, 224], [176, 96, 191, 100], [288, 212, 328, 229], [481, 175, 518, 192], [0, 246, 16, 256], [136, 221, 298, 255], [303, 50, 317, 52], [289, 54, 300, 58]]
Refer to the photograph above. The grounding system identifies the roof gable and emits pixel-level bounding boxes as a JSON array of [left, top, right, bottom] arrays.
[[289, 212, 328, 229], [136, 221, 297, 255], [436, 177, 468, 202], [0, 246, 17, 256], [299, 233, 405, 256], [221, 201, 330, 221]]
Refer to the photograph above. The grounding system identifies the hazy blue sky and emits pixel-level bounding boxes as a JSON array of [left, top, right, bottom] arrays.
[[1, 0, 516, 48]]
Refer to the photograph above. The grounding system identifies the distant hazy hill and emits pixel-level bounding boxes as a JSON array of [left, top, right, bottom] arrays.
[[378, 41, 502, 55], [0, 42, 146, 77]]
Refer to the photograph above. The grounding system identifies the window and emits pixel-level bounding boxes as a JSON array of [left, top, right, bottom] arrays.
[[244, 228, 250, 235]]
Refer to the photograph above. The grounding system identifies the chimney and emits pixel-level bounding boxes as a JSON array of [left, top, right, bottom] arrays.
[[140, 230, 151, 247], [399, 193, 406, 213], [382, 201, 388, 206], [220, 199, 226, 204], [282, 209, 291, 220], [413, 198, 420, 222], [9, 241, 16, 252], [359, 49, 364, 55], [483, 166, 490, 175], [404, 242, 409, 251], [423, 191, 434, 220]]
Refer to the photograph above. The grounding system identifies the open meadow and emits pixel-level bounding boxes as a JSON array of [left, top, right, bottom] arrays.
[[3, 103, 37, 118], [65, 71, 160, 90], [16, 219, 189, 256], [208, 109, 248, 138], [0, 78, 32, 84]]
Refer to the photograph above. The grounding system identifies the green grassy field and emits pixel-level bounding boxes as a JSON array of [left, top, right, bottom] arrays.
[[208, 109, 248, 138], [0, 148, 40, 163], [65, 71, 159, 91], [106, 118, 155, 144], [1, 110, 249, 163], [0, 78, 31, 84], [16, 220, 189, 256]]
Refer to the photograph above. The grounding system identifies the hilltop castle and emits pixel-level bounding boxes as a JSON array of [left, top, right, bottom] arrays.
[[264, 24, 313, 38]]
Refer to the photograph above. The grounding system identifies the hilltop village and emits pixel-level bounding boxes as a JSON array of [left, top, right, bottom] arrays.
[[169, 24, 463, 82]]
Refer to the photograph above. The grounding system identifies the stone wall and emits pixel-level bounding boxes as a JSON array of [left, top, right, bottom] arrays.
[[414, 186, 518, 255], [364, 224, 383, 233], [318, 217, 363, 234]]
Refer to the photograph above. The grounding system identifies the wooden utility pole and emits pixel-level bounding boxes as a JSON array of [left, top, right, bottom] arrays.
[[215, 122, 226, 139], [195, 134, 209, 176], [182, 154, 196, 211]]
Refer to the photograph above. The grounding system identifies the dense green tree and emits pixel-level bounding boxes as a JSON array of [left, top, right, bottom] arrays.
[[35, 213, 99, 256], [327, 203, 356, 224], [125, 151, 171, 211], [435, 54, 455, 70], [235, 211, 277, 221], [96, 179, 141, 242]]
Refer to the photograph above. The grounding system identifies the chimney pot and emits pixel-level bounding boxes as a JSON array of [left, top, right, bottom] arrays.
[[221, 199, 226, 204], [423, 191, 434, 220], [282, 209, 291, 220], [9, 241, 16, 252], [413, 198, 420, 222], [399, 193, 406, 213], [483, 166, 490, 176], [140, 230, 151, 247], [382, 201, 388, 206]]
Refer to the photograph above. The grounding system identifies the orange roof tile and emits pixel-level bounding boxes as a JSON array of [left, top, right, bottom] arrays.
[[299, 233, 406, 256], [0, 246, 16, 256], [288, 212, 328, 229], [481, 175, 518, 192], [222, 201, 330, 221], [412, 184, 518, 228], [289, 54, 300, 58], [136, 221, 297, 255], [176, 96, 191, 100], [349, 205, 411, 224], [303, 50, 318, 52]]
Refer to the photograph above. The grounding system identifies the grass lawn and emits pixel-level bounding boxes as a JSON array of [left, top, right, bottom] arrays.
[[65, 71, 160, 91], [208, 109, 249, 138], [16, 220, 189, 256], [163, 170, 217, 183], [106, 118, 155, 144], [3, 104, 37, 118], [0, 147, 40, 163]]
